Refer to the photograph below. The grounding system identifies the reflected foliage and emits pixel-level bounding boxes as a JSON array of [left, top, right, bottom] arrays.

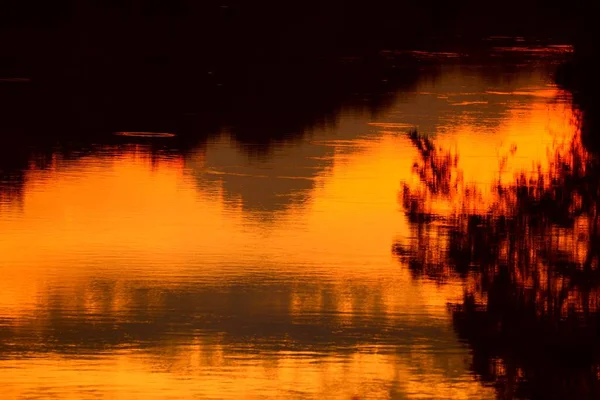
[[395, 124, 600, 398]]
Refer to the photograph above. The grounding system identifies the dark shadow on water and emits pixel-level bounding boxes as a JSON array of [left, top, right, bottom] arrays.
[[1, 2, 443, 142], [0, 1, 581, 138]]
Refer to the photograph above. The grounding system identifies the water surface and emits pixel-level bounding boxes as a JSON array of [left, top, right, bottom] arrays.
[[0, 43, 582, 399]]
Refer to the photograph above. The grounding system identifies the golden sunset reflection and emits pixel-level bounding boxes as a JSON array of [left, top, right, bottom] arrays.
[[0, 50, 578, 398], [0, 140, 483, 398]]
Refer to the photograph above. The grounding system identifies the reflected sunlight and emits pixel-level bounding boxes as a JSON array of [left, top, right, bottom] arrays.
[[0, 45, 576, 399]]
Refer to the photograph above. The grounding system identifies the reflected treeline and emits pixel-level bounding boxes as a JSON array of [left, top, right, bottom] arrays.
[[1, 1, 440, 141], [0, 1, 579, 139], [0, 0, 584, 205], [0, 35, 428, 205], [394, 121, 600, 397], [0, 0, 440, 199], [0, 54, 425, 208]]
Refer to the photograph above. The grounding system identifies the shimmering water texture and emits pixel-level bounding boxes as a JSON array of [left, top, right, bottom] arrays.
[[0, 43, 588, 399]]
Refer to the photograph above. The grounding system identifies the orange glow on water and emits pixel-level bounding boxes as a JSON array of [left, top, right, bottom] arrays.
[[0, 49, 579, 398]]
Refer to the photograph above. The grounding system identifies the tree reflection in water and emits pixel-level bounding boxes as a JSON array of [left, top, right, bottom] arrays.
[[394, 123, 600, 398]]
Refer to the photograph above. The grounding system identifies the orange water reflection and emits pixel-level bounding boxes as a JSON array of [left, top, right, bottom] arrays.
[[0, 49, 575, 399], [0, 141, 490, 398]]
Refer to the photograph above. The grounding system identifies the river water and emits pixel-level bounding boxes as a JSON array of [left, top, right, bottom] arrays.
[[0, 42, 586, 399]]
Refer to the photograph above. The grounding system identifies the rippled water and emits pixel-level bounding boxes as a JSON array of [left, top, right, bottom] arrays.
[[0, 43, 583, 398]]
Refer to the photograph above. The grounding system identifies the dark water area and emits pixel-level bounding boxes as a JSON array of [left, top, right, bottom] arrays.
[[0, 1, 583, 139], [1, 3, 599, 399]]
